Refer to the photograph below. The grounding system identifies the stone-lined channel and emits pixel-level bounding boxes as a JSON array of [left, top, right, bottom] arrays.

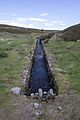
[[25, 39, 58, 99]]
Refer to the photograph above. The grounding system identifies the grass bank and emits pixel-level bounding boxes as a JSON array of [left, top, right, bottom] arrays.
[[46, 39, 80, 94], [0, 33, 35, 108]]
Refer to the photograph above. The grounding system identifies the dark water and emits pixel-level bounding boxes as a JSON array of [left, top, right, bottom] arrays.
[[29, 39, 52, 93]]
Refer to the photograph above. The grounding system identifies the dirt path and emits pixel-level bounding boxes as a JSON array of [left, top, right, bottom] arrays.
[[1, 92, 80, 120]]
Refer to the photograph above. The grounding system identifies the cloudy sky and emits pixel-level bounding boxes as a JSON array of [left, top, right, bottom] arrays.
[[0, 0, 80, 30]]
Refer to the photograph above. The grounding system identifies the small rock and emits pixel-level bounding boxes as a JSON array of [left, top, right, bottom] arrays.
[[23, 75, 27, 79], [21, 78, 26, 84], [10, 87, 21, 95], [35, 111, 42, 117], [35, 93, 39, 96], [43, 91, 48, 98], [49, 64, 52, 68], [23, 70, 28, 76], [58, 106, 62, 110], [43, 91, 47, 95], [33, 103, 39, 109], [51, 68, 53, 71], [48, 89, 54, 96], [23, 70, 28, 73], [31, 93, 35, 98], [38, 88, 43, 97]]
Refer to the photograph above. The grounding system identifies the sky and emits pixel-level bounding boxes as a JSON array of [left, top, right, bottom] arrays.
[[0, 0, 80, 30]]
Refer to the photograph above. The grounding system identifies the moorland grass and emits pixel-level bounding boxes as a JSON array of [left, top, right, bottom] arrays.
[[46, 39, 80, 94], [0, 33, 35, 108]]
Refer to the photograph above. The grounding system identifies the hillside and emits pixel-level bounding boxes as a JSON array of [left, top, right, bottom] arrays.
[[0, 23, 80, 42], [62, 23, 80, 41], [0, 24, 44, 34], [0, 24, 59, 35]]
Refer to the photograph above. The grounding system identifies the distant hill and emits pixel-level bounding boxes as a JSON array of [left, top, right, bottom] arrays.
[[0, 24, 59, 38], [0, 24, 43, 34], [62, 24, 80, 41], [0, 23, 80, 41]]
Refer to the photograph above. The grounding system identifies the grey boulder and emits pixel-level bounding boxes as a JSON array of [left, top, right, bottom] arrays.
[[10, 87, 22, 95]]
